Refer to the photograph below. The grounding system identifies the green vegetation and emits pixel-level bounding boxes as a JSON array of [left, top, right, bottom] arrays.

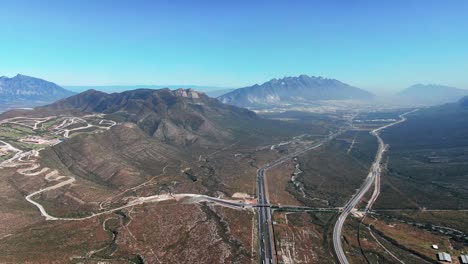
[[218, 113, 334, 146], [32, 195, 95, 218], [40, 118, 60, 129], [341, 215, 436, 264], [287, 130, 377, 208], [356, 109, 409, 121], [379, 210, 468, 234], [367, 106, 468, 242], [0, 125, 31, 140], [69, 126, 100, 137], [0, 153, 13, 162], [376, 107, 468, 210], [65, 122, 89, 130]]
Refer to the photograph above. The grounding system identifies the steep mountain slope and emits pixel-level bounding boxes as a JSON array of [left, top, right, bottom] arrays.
[[2, 87, 329, 194], [28, 88, 258, 191], [0, 74, 75, 101], [218, 75, 374, 108], [42, 122, 185, 188], [40, 88, 257, 145], [28, 87, 326, 195], [398, 84, 468, 106]]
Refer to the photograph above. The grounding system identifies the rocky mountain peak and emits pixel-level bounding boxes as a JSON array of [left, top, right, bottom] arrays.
[[0, 74, 75, 100], [218, 75, 373, 108], [174, 88, 202, 99], [38, 88, 257, 145]]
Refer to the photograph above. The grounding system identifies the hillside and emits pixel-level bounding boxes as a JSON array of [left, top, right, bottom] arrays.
[[218, 75, 374, 108], [398, 84, 468, 106], [0, 87, 260, 199], [0, 86, 330, 212], [40, 88, 257, 145]]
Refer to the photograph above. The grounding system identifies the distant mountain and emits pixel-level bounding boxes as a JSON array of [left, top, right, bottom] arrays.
[[205, 88, 235, 98], [398, 84, 468, 106], [39, 88, 256, 145], [64, 84, 229, 94], [459, 96, 468, 108], [217, 75, 374, 108], [0, 74, 75, 101]]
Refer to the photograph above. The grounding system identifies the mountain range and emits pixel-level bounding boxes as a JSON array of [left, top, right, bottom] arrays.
[[3, 74, 467, 114], [218, 75, 374, 108], [397, 84, 468, 106], [0, 74, 75, 113], [4, 87, 311, 196], [2, 76, 468, 264], [37, 88, 257, 145], [0, 74, 74, 101], [64, 84, 232, 98]]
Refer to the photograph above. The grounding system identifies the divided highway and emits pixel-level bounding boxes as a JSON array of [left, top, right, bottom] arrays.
[[257, 130, 344, 264], [332, 110, 417, 264]]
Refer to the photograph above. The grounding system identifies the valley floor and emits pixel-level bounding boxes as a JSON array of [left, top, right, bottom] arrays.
[[0, 109, 467, 263]]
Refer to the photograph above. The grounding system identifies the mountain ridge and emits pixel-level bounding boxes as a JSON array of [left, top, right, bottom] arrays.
[[0, 74, 75, 100], [459, 95, 468, 108], [37, 88, 257, 145], [398, 83, 468, 106], [218, 75, 374, 108]]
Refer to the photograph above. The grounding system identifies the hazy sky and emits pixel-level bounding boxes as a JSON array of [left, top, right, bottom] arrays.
[[1, 0, 467, 92]]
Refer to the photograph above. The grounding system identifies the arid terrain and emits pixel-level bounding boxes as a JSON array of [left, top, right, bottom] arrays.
[[0, 88, 337, 263], [1, 88, 467, 264], [3, 1, 468, 263]]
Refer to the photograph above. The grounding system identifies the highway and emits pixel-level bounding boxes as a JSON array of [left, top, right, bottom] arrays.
[[257, 168, 274, 264], [256, 130, 344, 264], [332, 110, 417, 264]]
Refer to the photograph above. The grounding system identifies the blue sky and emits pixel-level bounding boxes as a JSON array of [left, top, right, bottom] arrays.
[[1, 0, 467, 92]]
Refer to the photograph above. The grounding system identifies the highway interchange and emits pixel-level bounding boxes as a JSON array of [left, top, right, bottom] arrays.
[[256, 110, 416, 264], [0, 111, 416, 263], [256, 130, 344, 264]]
